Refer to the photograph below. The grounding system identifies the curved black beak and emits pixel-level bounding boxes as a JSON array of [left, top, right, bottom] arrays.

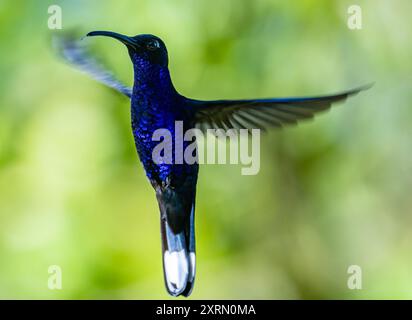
[[86, 31, 139, 50]]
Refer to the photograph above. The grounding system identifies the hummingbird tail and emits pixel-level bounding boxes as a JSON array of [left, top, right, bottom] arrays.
[[160, 204, 195, 297]]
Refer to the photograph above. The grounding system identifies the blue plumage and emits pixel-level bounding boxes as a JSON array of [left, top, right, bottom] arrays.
[[130, 53, 196, 183]]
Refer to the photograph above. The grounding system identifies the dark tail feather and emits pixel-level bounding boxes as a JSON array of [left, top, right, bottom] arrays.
[[160, 204, 195, 297]]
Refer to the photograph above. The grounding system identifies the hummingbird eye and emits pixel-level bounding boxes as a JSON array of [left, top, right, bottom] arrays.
[[146, 40, 160, 51]]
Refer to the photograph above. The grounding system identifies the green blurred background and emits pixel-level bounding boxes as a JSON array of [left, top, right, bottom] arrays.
[[0, 0, 411, 299]]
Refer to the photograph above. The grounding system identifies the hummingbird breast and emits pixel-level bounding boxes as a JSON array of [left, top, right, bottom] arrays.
[[130, 87, 197, 187]]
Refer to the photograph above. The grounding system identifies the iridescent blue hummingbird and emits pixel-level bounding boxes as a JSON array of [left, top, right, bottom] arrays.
[[56, 30, 370, 297]]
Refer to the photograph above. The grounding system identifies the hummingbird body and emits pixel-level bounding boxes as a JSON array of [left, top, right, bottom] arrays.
[[129, 50, 198, 296], [130, 52, 192, 182], [58, 30, 370, 297]]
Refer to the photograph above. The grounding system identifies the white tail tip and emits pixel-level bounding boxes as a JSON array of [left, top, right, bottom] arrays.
[[164, 250, 189, 296]]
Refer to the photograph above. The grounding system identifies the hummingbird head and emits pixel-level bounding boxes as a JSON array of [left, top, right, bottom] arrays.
[[87, 31, 169, 67]]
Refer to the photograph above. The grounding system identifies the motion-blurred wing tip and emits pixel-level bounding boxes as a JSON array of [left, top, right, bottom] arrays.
[[349, 82, 374, 95]]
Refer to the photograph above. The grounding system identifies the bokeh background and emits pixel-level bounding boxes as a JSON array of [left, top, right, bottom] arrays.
[[0, 0, 411, 299]]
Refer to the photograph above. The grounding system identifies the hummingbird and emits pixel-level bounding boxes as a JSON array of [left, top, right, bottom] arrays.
[[56, 30, 370, 297]]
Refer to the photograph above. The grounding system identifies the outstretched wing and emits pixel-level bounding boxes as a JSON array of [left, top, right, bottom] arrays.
[[53, 34, 132, 98], [190, 85, 371, 132]]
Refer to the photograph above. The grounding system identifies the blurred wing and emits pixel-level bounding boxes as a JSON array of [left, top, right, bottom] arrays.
[[53, 34, 132, 98], [190, 85, 371, 132]]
